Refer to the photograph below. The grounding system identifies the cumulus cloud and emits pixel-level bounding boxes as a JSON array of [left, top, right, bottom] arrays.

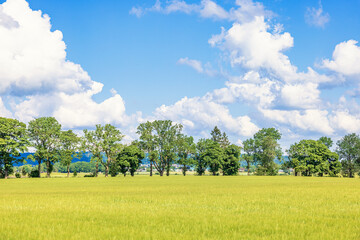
[[305, 1, 330, 28], [0, 0, 133, 129], [280, 83, 321, 109], [154, 96, 259, 137], [322, 40, 360, 77]]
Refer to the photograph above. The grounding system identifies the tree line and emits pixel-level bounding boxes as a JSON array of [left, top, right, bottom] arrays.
[[1, 116, 360, 179]]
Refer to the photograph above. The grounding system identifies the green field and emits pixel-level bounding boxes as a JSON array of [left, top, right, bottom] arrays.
[[0, 176, 359, 239]]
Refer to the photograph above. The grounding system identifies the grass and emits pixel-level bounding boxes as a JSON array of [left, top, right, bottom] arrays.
[[0, 176, 359, 240]]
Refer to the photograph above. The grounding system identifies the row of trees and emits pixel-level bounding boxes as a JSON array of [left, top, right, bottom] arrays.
[[1, 116, 360, 178]]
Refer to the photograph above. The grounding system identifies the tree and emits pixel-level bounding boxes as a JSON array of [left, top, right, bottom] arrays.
[[137, 121, 155, 176], [222, 144, 241, 175], [195, 139, 209, 176], [176, 135, 196, 176], [151, 120, 183, 176], [253, 128, 282, 176], [101, 124, 124, 177], [83, 128, 103, 177], [28, 117, 61, 178], [336, 133, 360, 178], [287, 139, 341, 177], [0, 118, 29, 179], [202, 140, 224, 176], [58, 130, 82, 177], [242, 138, 255, 175], [83, 124, 123, 177], [211, 126, 230, 149], [117, 144, 145, 176], [318, 136, 333, 149]]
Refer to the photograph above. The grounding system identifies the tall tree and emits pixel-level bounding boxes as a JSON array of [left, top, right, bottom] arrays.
[[0, 118, 29, 179], [253, 128, 282, 176], [242, 138, 255, 175], [211, 126, 230, 149], [101, 124, 124, 177], [319, 136, 333, 149], [28, 117, 61, 178], [58, 130, 82, 177], [202, 140, 224, 176], [336, 133, 360, 178], [287, 139, 341, 177], [222, 144, 241, 176], [83, 128, 103, 177], [117, 144, 145, 177], [176, 135, 196, 176], [137, 121, 155, 176], [151, 120, 182, 176], [195, 139, 209, 176]]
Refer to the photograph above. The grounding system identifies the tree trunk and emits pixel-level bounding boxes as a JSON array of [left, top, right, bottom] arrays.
[[166, 161, 170, 176], [160, 170, 163, 176], [38, 160, 41, 178], [131, 171, 134, 177], [150, 161, 153, 177], [123, 172, 126, 177], [67, 165, 70, 178], [183, 165, 186, 176], [247, 166, 250, 176], [4, 168, 8, 179], [46, 161, 51, 178], [95, 162, 98, 177], [212, 171, 216, 176], [105, 162, 109, 177]]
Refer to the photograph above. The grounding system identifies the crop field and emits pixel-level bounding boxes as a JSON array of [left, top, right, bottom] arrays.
[[0, 176, 359, 240]]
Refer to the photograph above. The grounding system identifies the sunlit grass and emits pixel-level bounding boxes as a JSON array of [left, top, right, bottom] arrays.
[[0, 176, 359, 239]]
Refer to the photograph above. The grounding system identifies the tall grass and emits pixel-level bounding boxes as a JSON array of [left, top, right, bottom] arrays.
[[0, 176, 359, 239]]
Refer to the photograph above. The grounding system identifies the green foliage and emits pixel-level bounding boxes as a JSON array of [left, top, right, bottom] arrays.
[[336, 133, 360, 178], [28, 117, 61, 178], [176, 135, 196, 176], [202, 140, 224, 176], [0, 117, 29, 179], [116, 145, 145, 177], [222, 144, 241, 175], [211, 126, 230, 149], [73, 170, 77, 177], [318, 136, 333, 149], [287, 139, 341, 177], [253, 128, 282, 176], [15, 172, 21, 178], [58, 130, 82, 177], [242, 138, 255, 175], [83, 124, 123, 177], [28, 168, 40, 178], [150, 120, 183, 176], [195, 139, 209, 176]]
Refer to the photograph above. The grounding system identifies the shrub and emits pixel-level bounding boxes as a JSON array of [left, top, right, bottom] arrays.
[[28, 169, 40, 178], [73, 170, 78, 177], [15, 172, 21, 178], [84, 173, 95, 177]]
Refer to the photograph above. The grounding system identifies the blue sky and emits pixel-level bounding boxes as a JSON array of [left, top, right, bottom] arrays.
[[1, 0, 360, 148]]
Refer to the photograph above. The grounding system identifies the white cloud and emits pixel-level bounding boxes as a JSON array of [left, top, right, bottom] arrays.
[[330, 110, 360, 133], [280, 83, 321, 109], [0, 0, 133, 129], [154, 96, 259, 137], [322, 40, 360, 77], [0, 97, 12, 118], [260, 108, 334, 135], [199, 0, 228, 19], [130, 0, 272, 23], [177, 57, 204, 73], [305, 1, 330, 28]]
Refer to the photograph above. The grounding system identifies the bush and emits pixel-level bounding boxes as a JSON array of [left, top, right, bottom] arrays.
[[73, 170, 78, 177], [15, 172, 21, 178], [28, 169, 40, 178], [84, 173, 95, 177]]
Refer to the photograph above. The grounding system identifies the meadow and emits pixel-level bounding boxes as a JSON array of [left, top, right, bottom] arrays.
[[0, 176, 359, 240]]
